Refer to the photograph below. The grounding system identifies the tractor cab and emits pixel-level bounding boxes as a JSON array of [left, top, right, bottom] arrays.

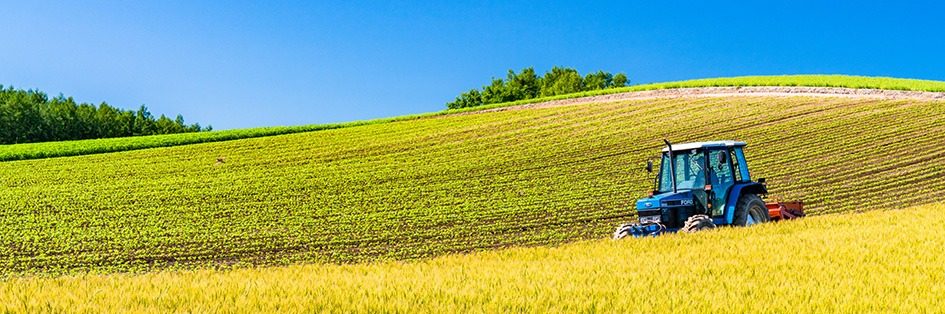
[[614, 140, 804, 238]]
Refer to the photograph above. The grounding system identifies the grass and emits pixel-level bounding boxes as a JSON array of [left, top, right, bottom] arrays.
[[3, 202, 943, 313], [3, 95, 945, 275], [0, 114, 432, 161], [2, 74, 943, 162]]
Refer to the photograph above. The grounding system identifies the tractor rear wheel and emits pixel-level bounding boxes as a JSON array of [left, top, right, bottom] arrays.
[[681, 214, 715, 233], [734, 194, 769, 226]]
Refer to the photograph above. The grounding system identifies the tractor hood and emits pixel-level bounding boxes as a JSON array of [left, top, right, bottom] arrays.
[[636, 191, 695, 210]]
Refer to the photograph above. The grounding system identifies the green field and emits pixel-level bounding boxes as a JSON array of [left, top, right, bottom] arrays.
[[4, 202, 943, 313], [3, 94, 945, 275], [0, 116, 430, 162], [3, 75, 943, 162]]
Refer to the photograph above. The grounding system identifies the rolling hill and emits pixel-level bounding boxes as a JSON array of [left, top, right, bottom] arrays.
[[3, 78, 945, 275], [3, 75, 944, 162]]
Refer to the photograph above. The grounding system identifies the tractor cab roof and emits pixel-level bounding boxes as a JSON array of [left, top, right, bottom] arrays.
[[661, 140, 746, 152]]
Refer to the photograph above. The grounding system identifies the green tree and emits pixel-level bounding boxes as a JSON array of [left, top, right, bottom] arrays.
[[3, 89, 46, 143], [443, 67, 630, 109], [583, 70, 613, 90], [612, 73, 628, 87], [0, 86, 205, 144], [506, 67, 540, 100], [75, 103, 98, 138], [154, 114, 183, 134], [117, 110, 135, 136], [540, 67, 583, 97], [95, 103, 124, 138], [447, 89, 483, 109], [44, 96, 77, 141], [134, 105, 156, 136], [481, 78, 516, 104]]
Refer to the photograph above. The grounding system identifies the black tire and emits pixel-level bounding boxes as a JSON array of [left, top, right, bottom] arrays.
[[681, 214, 716, 233], [733, 194, 770, 226], [613, 224, 632, 240]]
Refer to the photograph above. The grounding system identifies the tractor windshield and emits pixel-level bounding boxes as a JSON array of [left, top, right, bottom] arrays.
[[657, 149, 707, 193]]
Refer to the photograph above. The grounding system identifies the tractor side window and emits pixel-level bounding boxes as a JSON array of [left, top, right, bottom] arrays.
[[709, 149, 735, 216], [708, 150, 733, 186], [730, 150, 742, 182], [679, 150, 705, 190], [658, 154, 673, 192]]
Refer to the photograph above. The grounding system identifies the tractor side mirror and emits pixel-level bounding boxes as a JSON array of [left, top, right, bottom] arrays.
[[719, 153, 727, 164], [645, 160, 653, 173]]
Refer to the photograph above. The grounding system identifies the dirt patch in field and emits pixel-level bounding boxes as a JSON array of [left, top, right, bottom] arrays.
[[455, 86, 945, 116]]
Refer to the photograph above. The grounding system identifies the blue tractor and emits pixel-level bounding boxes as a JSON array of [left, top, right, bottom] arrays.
[[614, 140, 804, 239]]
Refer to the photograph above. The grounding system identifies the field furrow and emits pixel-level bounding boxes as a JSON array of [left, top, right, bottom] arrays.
[[1, 95, 944, 275]]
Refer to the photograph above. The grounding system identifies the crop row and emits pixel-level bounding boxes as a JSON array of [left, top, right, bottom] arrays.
[[1, 95, 944, 275]]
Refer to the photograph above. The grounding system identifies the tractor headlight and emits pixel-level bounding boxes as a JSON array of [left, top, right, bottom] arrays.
[[640, 215, 661, 224]]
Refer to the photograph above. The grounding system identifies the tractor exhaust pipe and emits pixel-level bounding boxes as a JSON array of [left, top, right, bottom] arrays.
[[663, 139, 677, 193]]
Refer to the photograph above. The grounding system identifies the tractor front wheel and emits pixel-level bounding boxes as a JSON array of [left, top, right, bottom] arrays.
[[681, 214, 716, 233], [734, 194, 769, 226], [613, 224, 633, 240]]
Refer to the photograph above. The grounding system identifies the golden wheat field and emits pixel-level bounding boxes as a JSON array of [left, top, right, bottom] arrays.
[[3, 202, 942, 313]]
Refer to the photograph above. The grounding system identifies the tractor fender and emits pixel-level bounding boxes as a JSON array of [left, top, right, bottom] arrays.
[[723, 182, 768, 224]]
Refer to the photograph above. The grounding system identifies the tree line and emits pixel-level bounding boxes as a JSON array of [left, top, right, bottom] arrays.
[[0, 85, 208, 144], [446, 67, 628, 109]]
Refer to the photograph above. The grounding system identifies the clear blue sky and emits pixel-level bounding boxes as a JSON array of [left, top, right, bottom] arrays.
[[2, 1, 943, 130]]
